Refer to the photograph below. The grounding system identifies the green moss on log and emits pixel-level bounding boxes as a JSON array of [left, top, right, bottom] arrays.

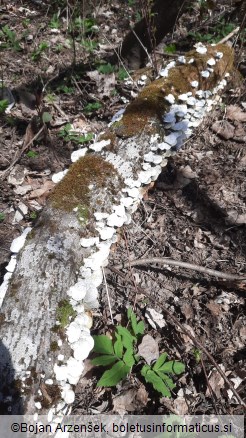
[[49, 155, 117, 213]]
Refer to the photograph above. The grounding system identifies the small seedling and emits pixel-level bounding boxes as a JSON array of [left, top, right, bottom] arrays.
[[30, 211, 38, 220], [0, 25, 22, 51], [0, 99, 9, 114], [164, 43, 177, 54], [81, 39, 98, 53], [91, 308, 185, 397], [97, 63, 115, 75], [0, 212, 5, 222], [42, 111, 52, 124], [31, 42, 49, 61], [49, 14, 60, 29], [83, 102, 102, 114], [56, 84, 74, 94], [26, 150, 39, 158], [58, 123, 94, 144], [117, 68, 129, 81]]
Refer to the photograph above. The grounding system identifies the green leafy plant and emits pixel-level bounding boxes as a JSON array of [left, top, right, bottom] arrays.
[[92, 308, 185, 397], [31, 42, 49, 61], [30, 211, 38, 220], [58, 123, 94, 144], [97, 63, 115, 75], [83, 102, 102, 114], [164, 43, 176, 54], [26, 150, 39, 158], [0, 212, 5, 222], [0, 99, 9, 114], [117, 68, 129, 81], [188, 20, 236, 44], [56, 84, 74, 94], [81, 39, 98, 52], [0, 25, 22, 51], [49, 13, 60, 29], [42, 111, 52, 124]]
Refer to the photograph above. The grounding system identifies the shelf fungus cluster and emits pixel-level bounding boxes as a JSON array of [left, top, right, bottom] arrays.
[[0, 43, 234, 421]]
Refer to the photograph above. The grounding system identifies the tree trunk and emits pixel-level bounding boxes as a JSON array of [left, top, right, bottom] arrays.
[[116, 0, 187, 69], [0, 43, 234, 417]]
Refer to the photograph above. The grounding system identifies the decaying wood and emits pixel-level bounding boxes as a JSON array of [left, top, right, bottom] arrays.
[[0, 44, 235, 416]]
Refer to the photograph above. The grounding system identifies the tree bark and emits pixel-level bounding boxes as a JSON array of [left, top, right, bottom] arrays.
[[116, 0, 187, 69]]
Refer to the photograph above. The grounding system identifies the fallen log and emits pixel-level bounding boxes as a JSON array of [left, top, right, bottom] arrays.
[[0, 43, 234, 419]]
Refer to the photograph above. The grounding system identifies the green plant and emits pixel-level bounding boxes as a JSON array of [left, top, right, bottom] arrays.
[[0, 212, 5, 222], [30, 211, 38, 220], [73, 17, 96, 34], [164, 43, 176, 54], [0, 99, 9, 114], [188, 20, 236, 44], [26, 150, 39, 158], [56, 84, 74, 94], [31, 41, 49, 61], [91, 308, 185, 397], [117, 68, 129, 81], [49, 13, 60, 29], [83, 102, 102, 114], [58, 123, 94, 144], [0, 25, 22, 51], [192, 348, 201, 363], [22, 18, 31, 29], [97, 63, 115, 75], [81, 38, 98, 52]]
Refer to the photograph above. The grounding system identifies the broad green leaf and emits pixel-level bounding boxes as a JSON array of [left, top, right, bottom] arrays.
[[143, 369, 172, 397], [114, 332, 123, 359], [127, 307, 138, 335], [97, 360, 130, 387], [93, 335, 114, 355], [155, 371, 176, 390], [42, 112, 52, 123], [136, 320, 145, 335], [158, 360, 185, 375], [116, 325, 136, 350], [140, 364, 151, 378], [123, 347, 135, 368], [91, 355, 117, 367], [152, 353, 168, 371]]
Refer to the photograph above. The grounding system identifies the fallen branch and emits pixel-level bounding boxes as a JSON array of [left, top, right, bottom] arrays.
[[111, 257, 246, 284]]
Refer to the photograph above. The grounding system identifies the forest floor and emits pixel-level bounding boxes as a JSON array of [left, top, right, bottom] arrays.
[[0, 0, 245, 416]]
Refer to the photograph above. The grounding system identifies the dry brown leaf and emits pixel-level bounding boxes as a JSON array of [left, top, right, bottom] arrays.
[[137, 334, 159, 365], [206, 367, 225, 398], [112, 385, 148, 414], [211, 120, 235, 140], [173, 396, 189, 415], [226, 105, 246, 122], [29, 180, 55, 200], [206, 301, 222, 318]]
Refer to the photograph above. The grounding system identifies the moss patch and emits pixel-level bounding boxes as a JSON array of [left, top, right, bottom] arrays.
[[56, 299, 76, 328], [49, 155, 117, 212], [112, 44, 234, 138]]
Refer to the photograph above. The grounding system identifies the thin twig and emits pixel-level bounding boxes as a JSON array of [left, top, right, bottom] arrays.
[[0, 125, 45, 181], [101, 33, 136, 87], [131, 28, 153, 68], [112, 257, 246, 283], [106, 267, 246, 408], [200, 355, 220, 415], [122, 229, 140, 312], [102, 266, 114, 325], [217, 26, 240, 45]]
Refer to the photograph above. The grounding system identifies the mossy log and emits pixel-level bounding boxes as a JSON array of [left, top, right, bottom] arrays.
[[0, 44, 234, 417]]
